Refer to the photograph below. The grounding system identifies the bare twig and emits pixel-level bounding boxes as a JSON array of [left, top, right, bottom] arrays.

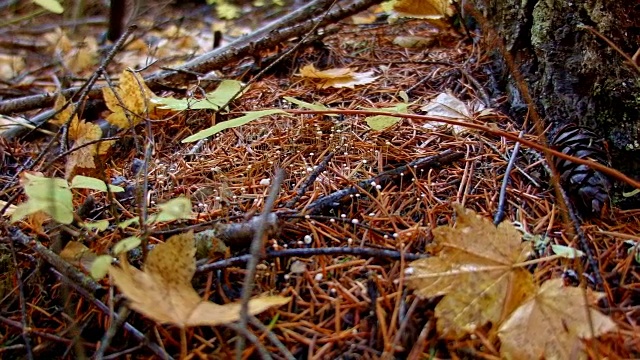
[[48, 268, 173, 359], [8, 227, 103, 295], [285, 151, 334, 208], [249, 315, 295, 360], [494, 131, 523, 225], [196, 246, 426, 273], [235, 168, 285, 359], [8, 238, 34, 360], [304, 149, 464, 214]]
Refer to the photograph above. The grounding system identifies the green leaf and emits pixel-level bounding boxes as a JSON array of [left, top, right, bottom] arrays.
[[32, 0, 64, 14], [118, 217, 139, 229], [366, 115, 401, 131], [283, 96, 335, 114], [113, 236, 142, 255], [623, 189, 640, 197], [182, 109, 288, 142], [11, 173, 74, 224], [70, 175, 124, 192], [151, 80, 244, 111], [90, 255, 113, 280], [82, 220, 110, 232], [551, 244, 584, 259], [148, 196, 193, 223]]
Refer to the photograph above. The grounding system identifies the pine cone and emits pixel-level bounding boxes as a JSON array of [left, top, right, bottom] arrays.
[[551, 124, 612, 217]]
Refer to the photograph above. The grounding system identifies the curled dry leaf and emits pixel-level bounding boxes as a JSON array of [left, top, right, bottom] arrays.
[[406, 205, 535, 338], [297, 64, 378, 89], [498, 279, 617, 360], [109, 231, 290, 327]]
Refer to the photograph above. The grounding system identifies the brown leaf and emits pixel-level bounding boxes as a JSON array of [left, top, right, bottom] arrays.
[[297, 64, 378, 89], [407, 205, 535, 338], [109, 231, 290, 327], [498, 279, 617, 360]]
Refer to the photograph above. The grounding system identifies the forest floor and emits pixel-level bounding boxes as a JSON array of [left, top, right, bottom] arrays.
[[1, 0, 639, 359]]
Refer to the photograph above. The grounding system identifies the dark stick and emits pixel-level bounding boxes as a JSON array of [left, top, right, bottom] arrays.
[[285, 151, 334, 208], [94, 307, 130, 360], [558, 189, 606, 293], [8, 239, 34, 360], [493, 132, 523, 225], [304, 150, 464, 214], [8, 227, 104, 295], [48, 268, 174, 360], [196, 246, 426, 273]]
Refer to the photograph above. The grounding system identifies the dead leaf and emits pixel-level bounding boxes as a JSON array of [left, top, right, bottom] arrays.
[[0, 54, 25, 80], [421, 92, 487, 134], [392, 0, 452, 19], [103, 70, 156, 129], [498, 278, 617, 360], [297, 64, 378, 89], [109, 231, 290, 327], [51, 95, 78, 127], [60, 241, 97, 273], [406, 205, 535, 338]]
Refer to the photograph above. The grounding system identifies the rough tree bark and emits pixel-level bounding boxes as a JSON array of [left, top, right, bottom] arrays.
[[472, 0, 640, 206]]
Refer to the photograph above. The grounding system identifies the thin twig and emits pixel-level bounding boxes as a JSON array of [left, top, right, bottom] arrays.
[[304, 149, 464, 214], [249, 315, 295, 360], [196, 246, 426, 273], [48, 268, 173, 359], [558, 189, 606, 293], [94, 306, 131, 360], [8, 237, 34, 360], [235, 168, 285, 359], [226, 322, 273, 360], [285, 151, 334, 208], [8, 227, 104, 295], [494, 131, 523, 225]]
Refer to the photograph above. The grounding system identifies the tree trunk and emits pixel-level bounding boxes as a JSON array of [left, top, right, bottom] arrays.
[[472, 0, 640, 206]]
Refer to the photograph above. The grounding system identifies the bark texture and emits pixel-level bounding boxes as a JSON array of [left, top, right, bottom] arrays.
[[473, 0, 640, 202]]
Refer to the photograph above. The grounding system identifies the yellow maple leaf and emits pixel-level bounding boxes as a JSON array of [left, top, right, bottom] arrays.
[[297, 64, 378, 89], [498, 278, 617, 360], [406, 205, 535, 338], [102, 70, 156, 128], [109, 231, 290, 327]]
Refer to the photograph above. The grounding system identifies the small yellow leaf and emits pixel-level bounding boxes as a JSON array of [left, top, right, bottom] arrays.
[[297, 64, 378, 89], [109, 231, 290, 327], [499, 279, 618, 360], [51, 95, 77, 126], [392, 0, 452, 19], [102, 70, 156, 129]]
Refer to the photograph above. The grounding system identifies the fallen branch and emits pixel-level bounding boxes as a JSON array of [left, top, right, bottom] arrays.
[[0, 0, 382, 118], [196, 246, 426, 273], [304, 149, 465, 214]]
